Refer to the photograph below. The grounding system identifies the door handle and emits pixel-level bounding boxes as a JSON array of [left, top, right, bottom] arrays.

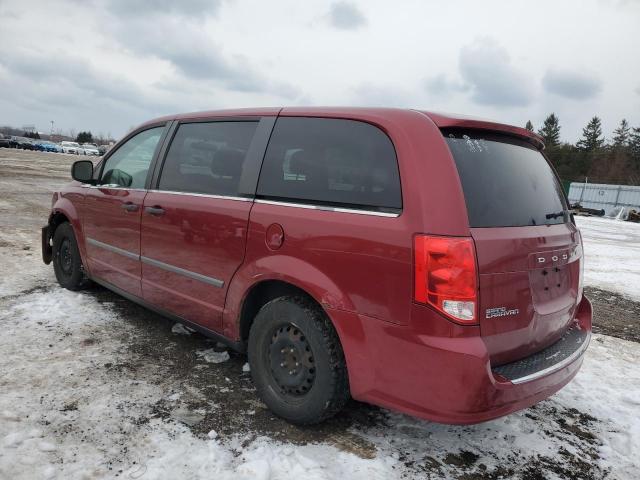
[[121, 202, 139, 212], [145, 206, 165, 216]]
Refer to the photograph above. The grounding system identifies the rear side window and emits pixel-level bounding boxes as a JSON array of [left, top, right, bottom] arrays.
[[445, 130, 568, 227], [158, 121, 258, 197], [257, 117, 402, 212]]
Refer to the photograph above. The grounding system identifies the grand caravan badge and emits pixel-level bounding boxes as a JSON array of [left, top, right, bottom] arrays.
[[486, 307, 520, 319]]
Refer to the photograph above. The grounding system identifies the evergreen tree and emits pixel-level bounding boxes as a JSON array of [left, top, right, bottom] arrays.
[[525, 120, 534, 132], [76, 131, 93, 143], [612, 119, 631, 147], [577, 116, 605, 151], [537, 113, 561, 147], [629, 127, 640, 163]]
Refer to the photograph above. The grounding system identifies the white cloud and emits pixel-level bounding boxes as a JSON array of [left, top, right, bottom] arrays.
[[458, 38, 534, 107], [328, 1, 366, 30], [424, 74, 469, 97], [542, 68, 602, 100], [349, 83, 412, 106]]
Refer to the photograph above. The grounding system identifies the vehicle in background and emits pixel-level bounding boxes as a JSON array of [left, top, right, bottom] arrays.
[[97, 144, 110, 156], [15, 137, 36, 150], [35, 141, 62, 153], [60, 141, 82, 155], [81, 143, 100, 156], [0, 134, 10, 148]]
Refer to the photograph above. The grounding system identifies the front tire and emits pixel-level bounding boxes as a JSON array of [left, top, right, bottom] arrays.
[[248, 295, 350, 425], [52, 222, 89, 290]]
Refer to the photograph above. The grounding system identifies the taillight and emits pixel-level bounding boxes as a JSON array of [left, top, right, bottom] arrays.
[[577, 232, 584, 304], [414, 235, 478, 324]]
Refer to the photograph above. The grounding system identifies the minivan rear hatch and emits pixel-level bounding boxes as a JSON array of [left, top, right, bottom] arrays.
[[444, 130, 582, 366]]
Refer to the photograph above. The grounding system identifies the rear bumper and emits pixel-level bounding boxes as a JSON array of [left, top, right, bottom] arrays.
[[492, 323, 590, 384], [330, 295, 592, 425]]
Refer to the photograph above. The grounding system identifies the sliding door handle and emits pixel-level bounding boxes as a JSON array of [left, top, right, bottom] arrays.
[[145, 206, 165, 216]]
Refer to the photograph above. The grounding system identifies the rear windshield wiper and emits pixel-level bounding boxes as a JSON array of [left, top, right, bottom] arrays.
[[545, 211, 566, 219]]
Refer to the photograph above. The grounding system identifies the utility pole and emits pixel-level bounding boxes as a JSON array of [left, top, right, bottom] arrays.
[[50, 120, 54, 138]]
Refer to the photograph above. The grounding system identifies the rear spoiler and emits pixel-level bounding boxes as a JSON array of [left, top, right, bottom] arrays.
[[417, 111, 546, 151]]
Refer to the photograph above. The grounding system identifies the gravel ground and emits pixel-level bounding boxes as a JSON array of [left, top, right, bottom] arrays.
[[1, 148, 639, 479], [586, 287, 640, 342]]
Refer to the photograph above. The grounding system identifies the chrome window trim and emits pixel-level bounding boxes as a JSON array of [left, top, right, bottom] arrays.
[[81, 185, 148, 192], [86, 238, 140, 260], [140, 256, 224, 288], [147, 189, 252, 202], [254, 199, 400, 218], [86, 237, 224, 288], [509, 331, 591, 385]]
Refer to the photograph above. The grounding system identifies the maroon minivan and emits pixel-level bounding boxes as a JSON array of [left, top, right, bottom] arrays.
[[42, 108, 591, 425]]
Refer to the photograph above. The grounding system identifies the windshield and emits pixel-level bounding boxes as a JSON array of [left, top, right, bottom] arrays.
[[444, 130, 568, 228]]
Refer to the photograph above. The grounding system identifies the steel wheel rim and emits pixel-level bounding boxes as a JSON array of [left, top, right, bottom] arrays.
[[59, 238, 73, 275], [268, 323, 316, 397]]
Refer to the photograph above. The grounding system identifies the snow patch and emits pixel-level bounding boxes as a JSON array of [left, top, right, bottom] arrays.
[[171, 322, 194, 335], [197, 348, 230, 364], [577, 216, 640, 301]]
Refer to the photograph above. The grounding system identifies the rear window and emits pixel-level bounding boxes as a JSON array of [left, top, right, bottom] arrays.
[[257, 117, 402, 212], [444, 130, 568, 228]]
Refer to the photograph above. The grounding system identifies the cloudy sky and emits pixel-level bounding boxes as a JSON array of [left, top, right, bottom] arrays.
[[0, 0, 638, 142]]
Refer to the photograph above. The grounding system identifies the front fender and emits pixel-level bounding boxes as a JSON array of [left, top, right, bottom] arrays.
[[222, 254, 355, 340], [50, 193, 90, 274]]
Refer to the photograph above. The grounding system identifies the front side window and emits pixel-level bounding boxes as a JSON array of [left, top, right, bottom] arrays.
[[257, 117, 402, 212], [158, 121, 258, 196], [100, 127, 164, 189]]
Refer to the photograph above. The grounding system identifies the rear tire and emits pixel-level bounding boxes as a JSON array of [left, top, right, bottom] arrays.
[[248, 295, 350, 425], [52, 222, 89, 290]]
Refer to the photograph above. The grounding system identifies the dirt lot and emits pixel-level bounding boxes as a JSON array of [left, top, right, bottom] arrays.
[[1, 149, 639, 479]]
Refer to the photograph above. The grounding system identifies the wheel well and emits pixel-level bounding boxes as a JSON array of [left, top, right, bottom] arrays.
[[239, 280, 318, 342], [49, 212, 70, 236]]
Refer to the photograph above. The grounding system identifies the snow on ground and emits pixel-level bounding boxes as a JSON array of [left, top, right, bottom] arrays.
[[577, 216, 640, 301], [0, 289, 398, 479], [0, 231, 52, 299], [1, 287, 638, 479]]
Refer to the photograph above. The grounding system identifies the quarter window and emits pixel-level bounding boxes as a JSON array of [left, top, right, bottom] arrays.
[[158, 122, 258, 197], [256, 118, 402, 212], [100, 127, 164, 189]]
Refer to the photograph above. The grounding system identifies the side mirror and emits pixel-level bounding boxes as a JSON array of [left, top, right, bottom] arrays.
[[71, 160, 95, 183]]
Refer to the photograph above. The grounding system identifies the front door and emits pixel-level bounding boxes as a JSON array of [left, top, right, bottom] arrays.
[[83, 126, 166, 297], [140, 120, 260, 331]]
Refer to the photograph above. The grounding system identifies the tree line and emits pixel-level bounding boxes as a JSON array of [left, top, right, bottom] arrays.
[[526, 114, 640, 185]]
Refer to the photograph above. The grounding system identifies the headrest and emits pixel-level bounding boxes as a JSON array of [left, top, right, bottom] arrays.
[[212, 148, 245, 177], [289, 150, 324, 176]]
